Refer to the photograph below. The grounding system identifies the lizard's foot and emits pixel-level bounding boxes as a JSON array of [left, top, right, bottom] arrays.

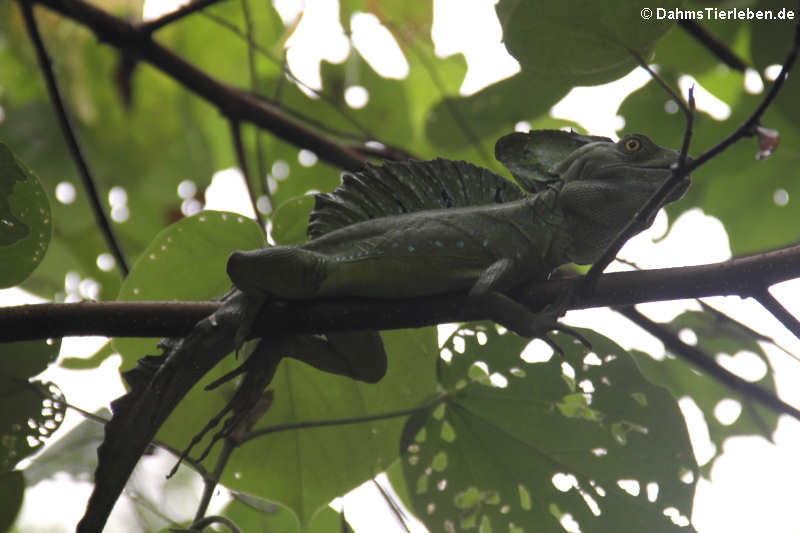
[[473, 289, 591, 355], [509, 310, 592, 357]]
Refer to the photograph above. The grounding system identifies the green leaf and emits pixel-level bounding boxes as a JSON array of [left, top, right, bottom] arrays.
[[425, 75, 571, 154], [403, 325, 696, 533], [271, 194, 315, 245], [0, 338, 63, 470], [629, 309, 779, 471], [0, 379, 65, 472], [0, 143, 51, 288], [496, 0, 679, 86], [0, 338, 60, 380], [0, 6, 219, 299], [113, 211, 264, 360], [219, 327, 439, 529], [59, 341, 115, 370], [22, 408, 107, 485], [223, 491, 346, 533], [0, 470, 24, 532]]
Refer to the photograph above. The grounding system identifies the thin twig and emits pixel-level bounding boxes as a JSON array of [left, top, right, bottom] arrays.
[[584, 20, 800, 293], [20, 0, 130, 275], [185, 514, 242, 533], [628, 48, 691, 119], [193, 439, 235, 523], [372, 478, 413, 533], [678, 19, 749, 72], [230, 120, 265, 230], [140, 0, 230, 34], [686, 22, 800, 172], [753, 289, 800, 342], [32, 0, 368, 171], [582, 88, 696, 293], [617, 305, 800, 422], [199, 10, 375, 139]]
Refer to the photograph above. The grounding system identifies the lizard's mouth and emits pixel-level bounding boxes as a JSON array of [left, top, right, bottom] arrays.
[[595, 161, 692, 202]]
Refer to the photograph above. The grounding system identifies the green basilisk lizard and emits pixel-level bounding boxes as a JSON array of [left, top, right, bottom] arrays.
[[226, 131, 690, 383], [78, 130, 690, 532]]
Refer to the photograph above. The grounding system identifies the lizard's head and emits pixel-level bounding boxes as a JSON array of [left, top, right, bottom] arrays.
[[561, 133, 690, 203], [556, 133, 691, 264]]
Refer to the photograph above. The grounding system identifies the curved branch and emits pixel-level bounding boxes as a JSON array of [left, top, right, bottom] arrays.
[[2, 244, 800, 342], [30, 0, 368, 171]]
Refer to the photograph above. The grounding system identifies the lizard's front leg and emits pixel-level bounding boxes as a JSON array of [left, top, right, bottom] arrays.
[[469, 258, 590, 353]]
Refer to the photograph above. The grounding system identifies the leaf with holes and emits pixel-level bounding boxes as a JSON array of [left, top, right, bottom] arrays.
[[0, 338, 63, 471], [401, 324, 697, 533], [629, 309, 779, 472], [0, 379, 65, 472]]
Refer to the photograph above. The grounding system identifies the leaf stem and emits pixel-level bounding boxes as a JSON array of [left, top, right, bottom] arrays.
[[239, 393, 449, 444]]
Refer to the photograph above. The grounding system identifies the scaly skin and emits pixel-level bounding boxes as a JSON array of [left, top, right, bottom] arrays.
[[227, 133, 690, 381]]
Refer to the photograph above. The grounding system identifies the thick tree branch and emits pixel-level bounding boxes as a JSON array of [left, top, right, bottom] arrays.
[[20, 1, 130, 275], [3, 244, 800, 342], [28, 0, 369, 171]]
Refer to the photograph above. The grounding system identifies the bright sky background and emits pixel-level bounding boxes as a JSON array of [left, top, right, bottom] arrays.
[[7, 0, 800, 531]]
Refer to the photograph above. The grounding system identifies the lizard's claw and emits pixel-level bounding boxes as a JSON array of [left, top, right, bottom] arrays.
[[537, 324, 592, 357]]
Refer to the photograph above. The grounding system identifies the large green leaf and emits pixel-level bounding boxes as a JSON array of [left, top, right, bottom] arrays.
[[0, 143, 51, 287], [425, 0, 680, 153], [218, 327, 439, 529], [402, 325, 696, 533], [114, 210, 264, 360], [496, 0, 679, 86]]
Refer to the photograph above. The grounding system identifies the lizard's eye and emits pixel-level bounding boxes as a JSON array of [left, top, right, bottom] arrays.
[[624, 137, 642, 152]]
